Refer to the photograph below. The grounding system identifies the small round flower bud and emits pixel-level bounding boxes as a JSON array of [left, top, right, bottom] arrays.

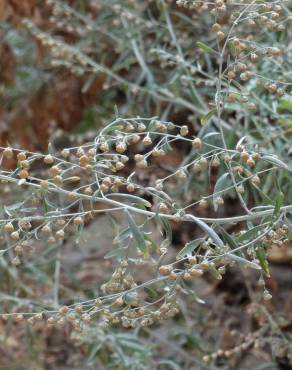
[[240, 151, 249, 162], [136, 159, 147, 168], [142, 136, 152, 146], [127, 183, 135, 192], [94, 298, 102, 308], [251, 175, 260, 185], [12, 256, 21, 266], [183, 272, 192, 281], [180, 125, 189, 136], [44, 154, 54, 164], [73, 217, 83, 225], [41, 225, 51, 234], [216, 31, 225, 41], [192, 138, 202, 149], [211, 23, 221, 32], [190, 268, 203, 277], [79, 155, 89, 166], [247, 158, 255, 167], [198, 199, 208, 210], [116, 142, 127, 153], [61, 149, 70, 158], [263, 290, 272, 301], [3, 147, 14, 158], [188, 256, 197, 265], [11, 231, 20, 240], [17, 152, 26, 161], [134, 154, 143, 161], [59, 306, 69, 315], [116, 161, 125, 170], [4, 223, 14, 233], [47, 236, 56, 245], [19, 161, 30, 170], [15, 314, 24, 322], [40, 180, 49, 189], [18, 169, 29, 179], [159, 265, 172, 275], [227, 70, 236, 79], [56, 230, 65, 239], [159, 202, 169, 213]]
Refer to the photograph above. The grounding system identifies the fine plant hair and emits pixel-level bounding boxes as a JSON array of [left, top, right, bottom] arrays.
[[1, 0, 292, 367]]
